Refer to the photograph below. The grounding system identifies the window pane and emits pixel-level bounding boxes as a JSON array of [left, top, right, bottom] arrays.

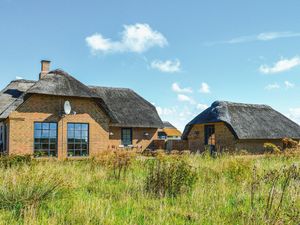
[[82, 144, 87, 150], [42, 129, 49, 138], [35, 123, 42, 130], [42, 123, 49, 129], [50, 130, 56, 138], [68, 130, 74, 138], [34, 143, 41, 150], [75, 131, 81, 139], [68, 144, 74, 150], [42, 143, 49, 150], [82, 124, 88, 131], [74, 150, 81, 156], [50, 123, 57, 130], [82, 130, 88, 138], [68, 123, 74, 131], [34, 129, 42, 138], [75, 124, 81, 130]]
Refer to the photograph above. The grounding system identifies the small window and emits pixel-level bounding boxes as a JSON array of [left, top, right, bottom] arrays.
[[34, 122, 57, 157], [67, 123, 89, 157], [158, 131, 167, 140], [121, 128, 132, 146]]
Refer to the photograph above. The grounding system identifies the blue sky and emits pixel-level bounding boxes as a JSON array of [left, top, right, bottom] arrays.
[[1, 0, 300, 130]]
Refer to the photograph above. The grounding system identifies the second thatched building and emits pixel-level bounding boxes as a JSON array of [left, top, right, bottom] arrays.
[[182, 101, 300, 153]]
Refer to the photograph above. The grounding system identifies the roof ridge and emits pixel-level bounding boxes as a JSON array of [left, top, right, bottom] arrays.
[[10, 79, 36, 83], [89, 85, 133, 91], [212, 100, 271, 108]]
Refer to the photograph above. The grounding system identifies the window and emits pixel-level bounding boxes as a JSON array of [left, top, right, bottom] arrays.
[[34, 122, 57, 157], [121, 128, 132, 146], [158, 131, 167, 140], [204, 125, 215, 146], [67, 123, 89, 157]]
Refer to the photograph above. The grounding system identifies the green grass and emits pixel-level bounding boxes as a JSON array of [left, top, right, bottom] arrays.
[[0, 153, 299, 225]]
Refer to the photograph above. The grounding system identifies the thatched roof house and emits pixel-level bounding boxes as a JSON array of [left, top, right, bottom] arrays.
[[183, 101, 300, 153], [0, 60, 162, 158], [158, 121, 182, 140]]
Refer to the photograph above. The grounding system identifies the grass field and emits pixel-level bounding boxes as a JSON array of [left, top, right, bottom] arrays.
[[0, 152, 299, 225]]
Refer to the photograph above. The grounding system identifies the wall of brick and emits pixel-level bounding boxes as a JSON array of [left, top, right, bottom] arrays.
[[7, 94, 158, 158], [236, 139, 283, 153], [108, 126, 158, 151], [8, 94, 110, 159], [166, 140, 188, 151], [186, 122, 289, 153], [187, 122, 236, 152]]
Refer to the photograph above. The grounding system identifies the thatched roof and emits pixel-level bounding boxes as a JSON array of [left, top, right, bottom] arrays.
[[0, 70, 163, 128], [27, 69, 98, 98], [0, 79, 35, 119], [160, 121, 182, 136], [163, 121, 177, 129], [89, 86, 163, 128], [182, 101, 300, 140]]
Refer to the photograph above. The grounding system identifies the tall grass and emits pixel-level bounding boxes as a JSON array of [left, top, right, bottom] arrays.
[[0, 153, 298, 224]]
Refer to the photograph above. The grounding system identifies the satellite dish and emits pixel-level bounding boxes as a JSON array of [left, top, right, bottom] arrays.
[[64, 101, 72, 115]]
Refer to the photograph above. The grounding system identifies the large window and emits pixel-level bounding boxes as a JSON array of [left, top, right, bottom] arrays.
[[34, 122, 57, 157], [67, 123, 89, 157], [121, 128, 132, 146]]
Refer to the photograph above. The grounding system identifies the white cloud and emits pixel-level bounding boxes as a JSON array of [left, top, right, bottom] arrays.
[[199, 82, 210, 93], [259, 56, 300, 74], [196, 103, 208, 111], [151, 59, 181, 73], [171, 83, 192, 93], [207, 31, 300, 46], [15, 76, 23, 80], [177, 94, 196, 105], [284, 81, 295, 89], [86, 23, 168, 54], [156, 106, 176, 116], [287, 108, 300, 124], [265, 83, 280, 90]]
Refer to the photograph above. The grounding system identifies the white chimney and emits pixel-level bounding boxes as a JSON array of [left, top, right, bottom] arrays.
[[39, 60, 51, 79]]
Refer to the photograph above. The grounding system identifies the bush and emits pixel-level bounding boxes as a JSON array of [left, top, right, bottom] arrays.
[[0, 154, 32, 168], [0, 166, 64, 216], [222, 158, 252, 181], [263, 143, 281, 154], [282, 138, 298, 150], [92, 150, 136, 180], [144, 156, 198, 198]]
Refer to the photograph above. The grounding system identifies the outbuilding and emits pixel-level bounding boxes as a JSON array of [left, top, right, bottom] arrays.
[[182, 101, 300, 153]]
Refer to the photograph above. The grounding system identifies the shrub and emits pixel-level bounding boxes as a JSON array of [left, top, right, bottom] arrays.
[[282, 138, 298, 150], [250, 165, 300, 224], [0, 154, 32, 168], [0, 166, 64, 216], [144, 156, 198, 198], [263, 143, 281, 154], [92, 150, 136, 180], [222, 158, 252, 181]]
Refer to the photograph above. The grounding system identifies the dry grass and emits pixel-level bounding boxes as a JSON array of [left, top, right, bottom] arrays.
[[0, 152, 298, 224]]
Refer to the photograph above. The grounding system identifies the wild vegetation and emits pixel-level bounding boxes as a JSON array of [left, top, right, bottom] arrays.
[[0, 150, 299, 225]]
